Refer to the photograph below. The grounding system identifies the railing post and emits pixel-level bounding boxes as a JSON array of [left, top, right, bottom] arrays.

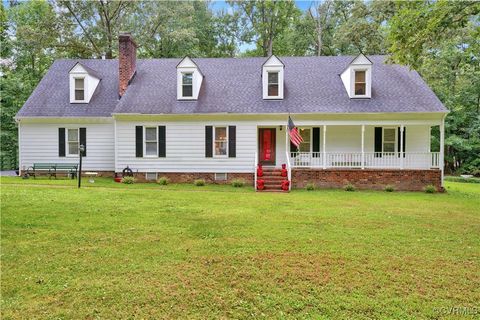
[[361, 125, 365, 169], [440, 118, 445, 187], [323, 125, 327, 169], [400, 125, 404, 169]]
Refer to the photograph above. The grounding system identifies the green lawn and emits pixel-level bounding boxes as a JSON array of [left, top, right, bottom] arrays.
[[1, 177, 479, 319]]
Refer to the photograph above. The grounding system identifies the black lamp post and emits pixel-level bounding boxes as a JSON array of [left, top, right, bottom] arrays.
[[78, 144, 85, 188]]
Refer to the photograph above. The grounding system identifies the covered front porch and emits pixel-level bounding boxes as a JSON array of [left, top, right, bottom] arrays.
[[255, 120, 444, 191], [257, 122, 444, 171]]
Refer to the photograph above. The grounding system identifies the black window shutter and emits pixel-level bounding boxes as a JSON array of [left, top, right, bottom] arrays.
[[205, 126, 213, 158], [398, 127, 406, 158], [158, 126, 166, 157], [228, 126, 236, 158], [79, 128, 87, 156], [135, 126, 143, 157], [374, 127, 382, 158], [290, 141, 298, 156], [312, 127, 320, 157], [58, 128, 66, 157]]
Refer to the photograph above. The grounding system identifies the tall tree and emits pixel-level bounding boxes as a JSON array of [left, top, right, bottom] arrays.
[[388, 0, 480, 174], [1, 0, 59, 169], [230, 0, 300, 56], [308, 0, 334, 56], [56, 0, 135, 59]]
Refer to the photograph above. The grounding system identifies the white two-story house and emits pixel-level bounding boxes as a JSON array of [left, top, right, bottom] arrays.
[[16, 33, 447, 191]]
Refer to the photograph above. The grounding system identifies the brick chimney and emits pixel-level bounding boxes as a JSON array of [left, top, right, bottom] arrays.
[[118, 32, 137, 97]]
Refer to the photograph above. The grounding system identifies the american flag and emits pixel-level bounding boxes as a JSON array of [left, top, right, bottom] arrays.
[[288, 116, 303, 148]]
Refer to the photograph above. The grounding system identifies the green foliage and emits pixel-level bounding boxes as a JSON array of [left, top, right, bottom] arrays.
[[388, 0, 480, 175], [423, 184, 437, 194], [121, 176, 135, 184], [445, 176, 480, 184], [157, 176, 169, 185], [194, 179, 206, 186], [384, 185, 395, 192], [344, 184, 356, 192], [230, 0, 300, 56], [305, 183, 316, 191], [231, 179, 245, 188]]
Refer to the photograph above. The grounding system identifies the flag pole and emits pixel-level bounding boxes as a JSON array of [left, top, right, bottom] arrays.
[[285, 114, 289, 157]]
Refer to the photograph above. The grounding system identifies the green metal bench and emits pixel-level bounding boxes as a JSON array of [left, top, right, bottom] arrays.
[[26, 163, 78, 179]]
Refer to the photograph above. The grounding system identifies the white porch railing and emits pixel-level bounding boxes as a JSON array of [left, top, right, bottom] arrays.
[[290, 152, 440, 169]]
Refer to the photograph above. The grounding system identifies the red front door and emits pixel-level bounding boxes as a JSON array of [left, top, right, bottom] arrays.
[[258, 128, 276, 165]]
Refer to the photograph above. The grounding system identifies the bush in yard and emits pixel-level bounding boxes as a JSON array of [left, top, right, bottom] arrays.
[[424, 184, 437, 193], [194, 179, 205, 186], [121, 176, 135, 184], [344, 183, 355, 192], [231, 179, 245, 188], [305, 183, 315, 191], [157, 176, 169, 185], [384, 185, 395, 192]]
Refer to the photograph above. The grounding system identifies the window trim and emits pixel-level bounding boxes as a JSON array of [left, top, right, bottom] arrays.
[[73, 76, 87, 102], [213, 126, 228, 158], [289, 126, 313, 153], [382, 127, 397, 153], [181, 72, 193, 98], [66, 128, 80, 157], [143, 126, 158, 158], [353, 70, 367, 97], [267, 71, 279, 98]]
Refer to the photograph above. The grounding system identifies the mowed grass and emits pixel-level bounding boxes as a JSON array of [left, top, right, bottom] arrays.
[[1, 177, 479, 319]]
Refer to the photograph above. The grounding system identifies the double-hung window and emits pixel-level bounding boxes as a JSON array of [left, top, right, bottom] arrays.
[[74, 78, 85, 101], [298, 128, 311, 152], [354, 70, 366, 96], [144, 127, 158, 156], [67, 128, 79, 156], [383, 128, 396, 153], [267, 72, 279, 97], [214, 126, 228, 156], [182, 73, 193, 98]]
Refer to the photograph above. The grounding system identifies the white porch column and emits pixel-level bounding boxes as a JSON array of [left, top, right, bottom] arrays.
[[400, 125, 404, 169], [323, 125, 327, 169], [440, 118, 445, 187], [361, 125, 365, 169]]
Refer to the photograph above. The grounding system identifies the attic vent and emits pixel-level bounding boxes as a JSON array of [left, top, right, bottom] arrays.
[[214, 173, 227, 181], [145, 172, 157, 181]]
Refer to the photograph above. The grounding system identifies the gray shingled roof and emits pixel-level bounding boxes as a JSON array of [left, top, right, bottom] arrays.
[[16, 55, 447, 118], [17, 59, 118, 117]]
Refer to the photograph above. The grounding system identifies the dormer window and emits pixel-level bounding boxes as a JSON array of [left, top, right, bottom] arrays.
[[182, 73, 193, 98], [340, 53, 372, 99], [262, 55, 284, 100], [354, 71, 366, 95], [177, 57, 203, 100], [69, 62, 101, 104], [74, 78, 85, 101], [268, 72, 279, 97]]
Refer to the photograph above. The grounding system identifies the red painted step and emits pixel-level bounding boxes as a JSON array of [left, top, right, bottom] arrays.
[[257, 167, 289, 192]]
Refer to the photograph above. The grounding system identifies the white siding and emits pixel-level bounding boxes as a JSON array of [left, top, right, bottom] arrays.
[[116, 120, 259, 173], [18, 117, 434, 174], [325, 126, 363, 152], [19, 122, 114, 171]]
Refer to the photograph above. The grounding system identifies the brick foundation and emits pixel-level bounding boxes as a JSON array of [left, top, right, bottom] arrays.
[[133, 172, 254, 185], [292, 169, 442, 191]]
